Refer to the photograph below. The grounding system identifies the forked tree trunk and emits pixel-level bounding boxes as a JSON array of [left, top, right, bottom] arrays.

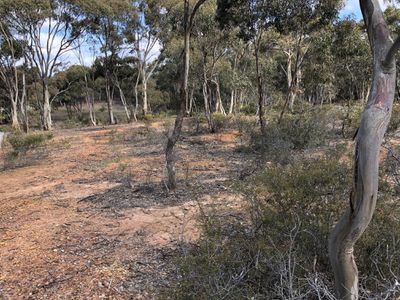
[[213, 79, 226, 115], [203, 80, 214, 132], [88, 94, 96, 126], [202, 51, 214, 132], [165, 0, 207, 190], [116, 80, 131, 122], [10, 93, 19, 130], [165, 1, 190, 190], [105, 75, 115, 125], [329, 1, 399, 299], [83, 73, 96, 127]]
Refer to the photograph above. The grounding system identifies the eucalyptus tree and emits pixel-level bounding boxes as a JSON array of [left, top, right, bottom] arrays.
[[75, 38, 97, 126], [302, 26, 337, 105], [165, 0, 208, 190], [225, 39, 251, 115], [332, 19, 371, 103], [1, 0, 85, 131], [126, 0, 164, 117], [52, 65, 89, 119], [82, 0, 136, 125], [191, 0, 232, 131], [384, 6, 400, 101], [217, 0, 277, 132], [329, 1, 400, 298], [0, 19, 25, 130], [278, 0, 341, 113]]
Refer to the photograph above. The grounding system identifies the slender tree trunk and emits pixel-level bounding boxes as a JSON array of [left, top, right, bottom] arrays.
[[329, 1, 398, 299], [254, 35, 266, 133], [142, 67, 149, 115], [288, 40, 302, 112], [116, 80, 131, 122], [165, 0, 206, 189], [88, 94, 96, 126], [134, 70, 140, 121], [10, 92, 19, 130], [20, 72, 28, 133], [165, 1, 190, 190], [202, 51, 214, 132], [83, 73, 96, 126], [42, 80, 52, 131], [213, 79, 226, 115], [105, 74, 115, 125], [229, 89, 235, 115], [188, 88, 194, 115], [185, 87, 190, 115]]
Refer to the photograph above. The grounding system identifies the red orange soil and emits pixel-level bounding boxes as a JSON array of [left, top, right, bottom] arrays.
[[0, 122, 246, 299]]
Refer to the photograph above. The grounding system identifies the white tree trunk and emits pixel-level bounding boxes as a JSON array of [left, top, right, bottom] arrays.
[[329, 1, 399, 298], [10, 93, 19, 130], [43, 82, 52, 131]]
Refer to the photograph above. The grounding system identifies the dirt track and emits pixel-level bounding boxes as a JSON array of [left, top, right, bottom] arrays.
[[0, 122, 246, 299]]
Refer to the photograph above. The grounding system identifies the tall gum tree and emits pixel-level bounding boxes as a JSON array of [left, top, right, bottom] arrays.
[[329, 0, 400, 299], [82, 0, 136, 125], [165, 0, 207, 190], [0, 20, 24, 130], [127, 0, 163, 117], [3, 0, 84, 131]]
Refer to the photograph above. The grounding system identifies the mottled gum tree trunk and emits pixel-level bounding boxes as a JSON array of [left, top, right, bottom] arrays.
[[165, 0, 207, 189], [42, 81, 52, 131], [329, 1, 399, 299]]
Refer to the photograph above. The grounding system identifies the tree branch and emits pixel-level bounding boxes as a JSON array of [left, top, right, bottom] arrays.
[[188, 0, 207, 31], [384, 35, 400, 67]]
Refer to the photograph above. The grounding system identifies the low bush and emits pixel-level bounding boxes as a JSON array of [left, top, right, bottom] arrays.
[[8, 131, 53, 153], [62, 115, 90, 129], [167, 148, 400, 299], [240, 103, 257, 115], [249, 110, 330, 163], [143, 114, 155, 121], [212, 112, 230, 132]]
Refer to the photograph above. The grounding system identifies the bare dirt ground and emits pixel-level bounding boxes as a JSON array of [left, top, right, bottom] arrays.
[[0, 121, 250, 299]]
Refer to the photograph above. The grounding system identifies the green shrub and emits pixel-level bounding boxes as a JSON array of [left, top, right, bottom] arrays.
[[240, 103, 257, 115], [212, 112, 230, 132], [8, 132, 53, 153], [143, 114, 155, 121], [166, 151, 350, 299], [248, 111, 330, 164], [0, 125, 11, 132], [197, 114, 208, 124], [167, 148, 400, 298], [62, 115, 90, 129]]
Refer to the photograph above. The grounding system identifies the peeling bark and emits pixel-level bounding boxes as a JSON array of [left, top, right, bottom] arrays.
[[329, 1, 398, 299]]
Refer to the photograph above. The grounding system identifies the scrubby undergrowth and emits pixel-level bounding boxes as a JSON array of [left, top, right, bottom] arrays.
[[164, 110, 400, 300]]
